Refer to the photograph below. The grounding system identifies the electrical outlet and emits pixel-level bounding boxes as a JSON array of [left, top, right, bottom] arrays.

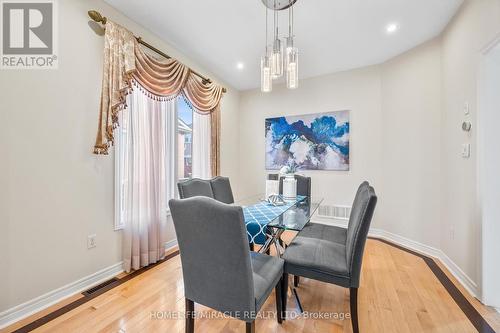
[[87, 234, 97, 249]]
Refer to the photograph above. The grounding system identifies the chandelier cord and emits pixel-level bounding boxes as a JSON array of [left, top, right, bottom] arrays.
[[288, 1, 292, 37], [265, 5, 268, 53], [274, 0, 278, 42]]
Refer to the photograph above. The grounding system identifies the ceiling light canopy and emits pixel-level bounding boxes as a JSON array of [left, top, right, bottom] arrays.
[[261, 0, 297, 11], [261, 0, 299, 92], [236, 62, 245, 70], [386, 22, 399, 34]]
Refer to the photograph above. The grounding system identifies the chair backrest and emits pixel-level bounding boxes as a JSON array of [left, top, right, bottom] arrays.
[[177, 178, 214, 199], [168, 197, 256, 317], [210, 176, 235, 204], [345, 183, 377, 287], [279, 174, 312, 197]]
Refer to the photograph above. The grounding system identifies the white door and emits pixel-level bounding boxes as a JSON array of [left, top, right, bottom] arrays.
[[479, 39, 500, 309]]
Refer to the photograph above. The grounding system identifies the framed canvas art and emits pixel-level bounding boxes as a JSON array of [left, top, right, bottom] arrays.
[[265, 111, 350, 171]]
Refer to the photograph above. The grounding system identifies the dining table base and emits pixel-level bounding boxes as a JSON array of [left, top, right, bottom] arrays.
[[258, 229, 304, 315]]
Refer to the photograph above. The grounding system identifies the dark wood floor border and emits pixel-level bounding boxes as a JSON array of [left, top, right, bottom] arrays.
[[372, 237, 496, 333], [12, 250, 179, 333]]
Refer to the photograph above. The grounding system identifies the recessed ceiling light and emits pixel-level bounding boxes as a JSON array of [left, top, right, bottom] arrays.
[[385, 23, 399, 34], [236, 62, 245, 70]]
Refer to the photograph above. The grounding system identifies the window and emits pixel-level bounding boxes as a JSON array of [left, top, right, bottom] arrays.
[[114, 90, 211, 230], [177, 97, 193, 180]]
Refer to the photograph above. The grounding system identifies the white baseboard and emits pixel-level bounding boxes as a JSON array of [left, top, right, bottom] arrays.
[[311, 218, 479, 298], [164, 239, 178, 252], [0, 239, 180, 330], [0, 262, 124, 329]]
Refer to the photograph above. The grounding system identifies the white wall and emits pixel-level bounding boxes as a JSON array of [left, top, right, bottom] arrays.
[[0, 0, 239, 313], [440, 0, 500, 289]]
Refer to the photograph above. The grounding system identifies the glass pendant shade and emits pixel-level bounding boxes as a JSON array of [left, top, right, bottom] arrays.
[[261, 54, 272, 92], [271, 38, 283, 78], [285, 38, 298, 89]]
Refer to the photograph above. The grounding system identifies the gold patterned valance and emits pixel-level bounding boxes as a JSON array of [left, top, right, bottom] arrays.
[[94, 20, 224, 159]]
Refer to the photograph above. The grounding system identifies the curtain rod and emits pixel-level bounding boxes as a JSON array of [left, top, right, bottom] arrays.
[[88, 10, 227, 93]]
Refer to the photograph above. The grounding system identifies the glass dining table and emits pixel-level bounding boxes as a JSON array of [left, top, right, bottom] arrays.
[[236, 194, 323, 256], [236, 194, 323, 313]]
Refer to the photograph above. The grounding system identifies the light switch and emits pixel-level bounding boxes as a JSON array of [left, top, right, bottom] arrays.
[[464, 102, 470, 115], [462, 143, 471, 158]]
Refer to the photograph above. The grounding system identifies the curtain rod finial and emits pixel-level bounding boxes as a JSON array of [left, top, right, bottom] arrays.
[[88, 10, 107, 25]]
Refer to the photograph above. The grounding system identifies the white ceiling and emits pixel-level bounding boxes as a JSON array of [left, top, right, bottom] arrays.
[[104, 0, 463, 91]]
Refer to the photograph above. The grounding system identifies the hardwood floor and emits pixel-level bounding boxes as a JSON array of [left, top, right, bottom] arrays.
[[3, 238, 500, 333]]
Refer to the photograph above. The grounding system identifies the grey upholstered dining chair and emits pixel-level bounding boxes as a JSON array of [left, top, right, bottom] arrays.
[[177, 177, 235, 204], [210, 176, 235, 204], [281, 182, 377, 333], [279, 174, 311, 198], [177, 178, 214, 199], [169, 197, 284, 333]]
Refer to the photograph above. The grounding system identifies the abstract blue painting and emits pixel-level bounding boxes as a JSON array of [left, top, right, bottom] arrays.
[[265, 111, 350, 171]]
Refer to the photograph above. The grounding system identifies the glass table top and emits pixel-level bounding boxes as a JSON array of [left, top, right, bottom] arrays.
[[236, 194, 323, 232]]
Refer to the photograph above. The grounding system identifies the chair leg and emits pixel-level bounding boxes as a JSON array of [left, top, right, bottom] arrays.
[[293, 276, 300, 287], [249, 242, 254, 251], [185, 298, 194, 333], [246, 321, 255, 333], [349, 287, 359, 333], [275, 279, 283, 324], [281, 273, 288, 319]]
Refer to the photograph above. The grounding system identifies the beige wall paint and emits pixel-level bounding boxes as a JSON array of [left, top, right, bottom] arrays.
[[0, 104, 7, 309], [220, 88, 242, 199], [0, 0, 239, 312], [440, 0, 500, 285], [379, 38, 442, 249]]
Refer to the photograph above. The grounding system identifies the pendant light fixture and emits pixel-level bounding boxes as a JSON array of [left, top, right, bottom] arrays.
[[285, 4, 298, 89], [271, 2, 283, 78], [261, 0, 299, 92], [261, 7, 272, 92]]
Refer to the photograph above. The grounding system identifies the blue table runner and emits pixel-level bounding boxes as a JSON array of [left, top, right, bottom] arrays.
[[243, 195, 306, 244]]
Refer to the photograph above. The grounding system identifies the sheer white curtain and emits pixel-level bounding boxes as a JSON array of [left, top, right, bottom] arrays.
[[192, 111, 212, 179], [118, 84, 176, 272]]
